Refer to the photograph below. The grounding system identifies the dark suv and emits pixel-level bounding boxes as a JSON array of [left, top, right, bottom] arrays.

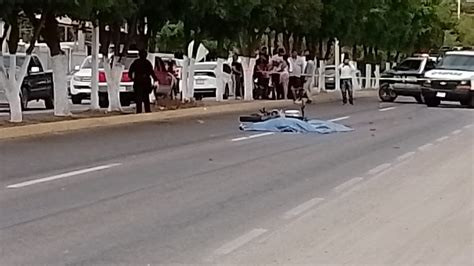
[[379, 57, 437, 103]]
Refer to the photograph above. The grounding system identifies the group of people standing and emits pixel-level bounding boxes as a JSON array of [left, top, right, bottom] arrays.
[[231, 47, 356, 105], [235, 47, 315, 103]]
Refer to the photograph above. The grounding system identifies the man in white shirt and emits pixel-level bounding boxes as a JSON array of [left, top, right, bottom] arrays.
[[303, 51, 315, 103], [338, 57, 356, 105], [288, 50, 304, 100]]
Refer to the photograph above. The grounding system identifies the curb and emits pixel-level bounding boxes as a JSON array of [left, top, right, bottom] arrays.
[[0, 90, 377, 140], [0, 100, 292, 140]]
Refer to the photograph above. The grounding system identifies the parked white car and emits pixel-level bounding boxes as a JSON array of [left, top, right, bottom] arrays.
[[193, 62, 233, 99], [69, 55, 104, 104]]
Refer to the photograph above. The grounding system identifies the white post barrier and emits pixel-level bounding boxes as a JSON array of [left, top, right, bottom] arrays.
[[180, 57, 189, 102], [334, 39, 340, 91], [374, 65, 380, 89], [310, 56, 317, 93], [351, 61, 361, 90], [385, 62, 391, 72], [318, 60, 325, 93], [90, 24, 100, 110], [365, 64, 372, 89], [187, 58, 196, 100], [242, 57, 255, 101], [215, 59, 224, 101]]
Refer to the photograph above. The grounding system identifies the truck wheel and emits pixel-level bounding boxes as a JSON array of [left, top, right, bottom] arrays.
[[379, 83, 397, 102], [44, 97, 54, 109], [71, 95, 82, 105], [468, 96, 474, 109], [20, 88, 29, 110], [414, 95, 424, 104], [425, 97, 440, 107]]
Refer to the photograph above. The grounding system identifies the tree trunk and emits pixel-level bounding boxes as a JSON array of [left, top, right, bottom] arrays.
[[42, 12, 70, 116], [283, 32, 290, 53], [318, 39, 324, 60], [103, 57, 123, 112], [352, 45, 358, 60], [7, 13, 19, 54], [324, 39, 333, 60]]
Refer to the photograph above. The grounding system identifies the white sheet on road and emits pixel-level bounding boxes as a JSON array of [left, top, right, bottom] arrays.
[[240, 117, 354, 134]]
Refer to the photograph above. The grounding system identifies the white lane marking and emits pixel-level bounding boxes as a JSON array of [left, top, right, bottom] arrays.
[[329, 116, 350, 122], [436, 136, 450, 142], [367, 163, 392, 175], [282, 198, 325, 219], [464, 124, 473, 129], [231, 132, 274, 142], [6, 163, 122, 189], [333, 177, 364, 193], [451, 129, 462, 135], [418, 143, 434, 151], [379, 107, 397, 112], [214, 228, 268, 255], [397, 151, 416, 162]]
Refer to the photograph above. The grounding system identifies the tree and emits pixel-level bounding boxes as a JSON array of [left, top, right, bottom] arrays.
[[0, 1, 44, 122]]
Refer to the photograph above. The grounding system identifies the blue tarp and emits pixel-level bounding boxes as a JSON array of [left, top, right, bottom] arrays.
[[240, 117, 353, 134]]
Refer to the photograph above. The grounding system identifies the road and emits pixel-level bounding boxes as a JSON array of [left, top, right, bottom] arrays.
[[0, 94, 472, 265]]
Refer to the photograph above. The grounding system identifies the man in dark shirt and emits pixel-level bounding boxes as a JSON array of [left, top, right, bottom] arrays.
[[231, 54, 244, 98], [128, 50, 158, 113]]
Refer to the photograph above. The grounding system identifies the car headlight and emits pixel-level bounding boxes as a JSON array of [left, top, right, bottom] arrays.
[[423, 79, 431, 87], [456, 80, 471, 90]]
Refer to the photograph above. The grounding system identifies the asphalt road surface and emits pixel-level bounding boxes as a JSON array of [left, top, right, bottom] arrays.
[[0, 95, 473, 265]]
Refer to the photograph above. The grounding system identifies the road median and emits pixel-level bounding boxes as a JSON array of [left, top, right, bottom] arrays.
[[0, 90, 376, 140]]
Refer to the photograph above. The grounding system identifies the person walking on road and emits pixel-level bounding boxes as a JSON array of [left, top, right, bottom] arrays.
[[338, 56, 356, 105], [288, 50, 304, 100], [129, 50, 159, 113]]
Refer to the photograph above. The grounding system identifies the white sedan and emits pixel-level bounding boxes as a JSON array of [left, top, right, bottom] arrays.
[[193, 62, 234, 99]]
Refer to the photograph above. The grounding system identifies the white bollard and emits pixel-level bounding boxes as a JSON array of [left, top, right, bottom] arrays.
[[187, 58, 196, 100], [351, 61, 361, 90], [335, 39, 341, 91], [365, 64, 372, 89], [318, 60, 325, 93], [374, 65, 380, 89], [215, 59, 224, 101], [385, 62, 391, 72], [181, 57, 189, 102]]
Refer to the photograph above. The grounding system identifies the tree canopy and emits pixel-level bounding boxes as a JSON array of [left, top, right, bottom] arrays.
[[0, 0, 467, 61]]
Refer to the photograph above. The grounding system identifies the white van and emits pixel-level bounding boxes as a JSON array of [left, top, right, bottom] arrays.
[[421, 50, 474, 107]]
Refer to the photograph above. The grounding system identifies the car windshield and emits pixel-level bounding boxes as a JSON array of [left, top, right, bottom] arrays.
[[0, 56, 26, 69], [82, 58, 105, 69], [436, 54, 474, 71], [82, 56, 137, 70], [396, 59, 422, 71]]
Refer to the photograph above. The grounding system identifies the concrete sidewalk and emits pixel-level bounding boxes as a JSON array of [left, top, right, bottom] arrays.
[[0, 90, 377, 140]]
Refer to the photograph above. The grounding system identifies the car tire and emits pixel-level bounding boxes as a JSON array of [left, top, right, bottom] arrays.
[[467, 96, 474, 109], [379, 83, 397, 102], [44, 96, 54, 109], [20, 88, 29, 110], [99, 93, 109, 108], [71, 95, 82, 105], [460, 98, 470, 106], [425, 97, 440, 107]]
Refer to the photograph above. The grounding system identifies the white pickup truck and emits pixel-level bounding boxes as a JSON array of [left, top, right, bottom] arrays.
[[421, 50, 474, 108]]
